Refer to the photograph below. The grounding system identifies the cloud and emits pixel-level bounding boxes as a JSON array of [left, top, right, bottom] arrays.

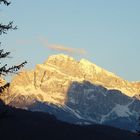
[[38, 37, 87, 55], [15, 39, 33, 46], [38, 37, 48, 46], [48, 45, 87, 55]]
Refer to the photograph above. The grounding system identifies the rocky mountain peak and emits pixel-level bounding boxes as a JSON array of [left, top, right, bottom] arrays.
[[0, 54, 140, 106], [0, 54, 140, 131], [79, 58, 102, 74], [45, 54, 75, 64]]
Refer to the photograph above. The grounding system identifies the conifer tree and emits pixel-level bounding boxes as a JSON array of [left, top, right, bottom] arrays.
[[0, 0, 27, 93]]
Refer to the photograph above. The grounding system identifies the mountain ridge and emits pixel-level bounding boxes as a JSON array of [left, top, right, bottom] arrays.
[[8, 54, 140, 99], [1, 53, 140, 106], [0, 54, 140, 131]]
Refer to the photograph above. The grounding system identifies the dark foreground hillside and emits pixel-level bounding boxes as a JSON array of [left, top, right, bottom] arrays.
[[0, 101, 139, 140]]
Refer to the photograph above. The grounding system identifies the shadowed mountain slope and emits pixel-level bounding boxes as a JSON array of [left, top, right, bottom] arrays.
[[3, 80, 140, 131]]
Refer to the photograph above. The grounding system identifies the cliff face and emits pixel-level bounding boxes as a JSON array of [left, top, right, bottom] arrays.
[[2, 54, 139, 105], [0, 77, 6, 87]]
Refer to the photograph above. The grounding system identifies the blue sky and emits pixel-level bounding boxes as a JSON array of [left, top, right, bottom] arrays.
[[0, 0, 140, 81]]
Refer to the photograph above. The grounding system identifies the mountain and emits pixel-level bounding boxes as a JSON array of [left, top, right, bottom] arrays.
[[0, 77, 6, 87], [0, 100, 140, 140], [0, 54, 140, 131]]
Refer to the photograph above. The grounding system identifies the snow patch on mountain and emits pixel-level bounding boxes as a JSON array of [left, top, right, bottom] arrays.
[[114, 104, 132, 117]]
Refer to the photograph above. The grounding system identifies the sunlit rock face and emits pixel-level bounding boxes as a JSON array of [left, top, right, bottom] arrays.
[[0, 77, 6, 87], [1, 54, 140, 131], [4, 54, 139, 104]]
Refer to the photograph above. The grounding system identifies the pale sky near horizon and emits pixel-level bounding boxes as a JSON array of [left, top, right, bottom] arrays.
[[0, 0, 140, 81]]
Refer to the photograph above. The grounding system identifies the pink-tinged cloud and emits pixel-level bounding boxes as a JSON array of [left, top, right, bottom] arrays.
[[38, 36, 87, 55], [15, 39, 33, 46], [48, 45, 87, 55]]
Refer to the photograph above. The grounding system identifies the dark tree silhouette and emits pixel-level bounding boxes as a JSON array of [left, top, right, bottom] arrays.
[[136, 116, 140, 136], [0, 0, 27, 93], [0, 0, 10, 6]]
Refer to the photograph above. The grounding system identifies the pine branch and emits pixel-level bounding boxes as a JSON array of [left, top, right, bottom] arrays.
[[0, 43, 11, 58], [0, 0, 11, 6], [0, 83, 10, 93], [0, 0, 27, 95], [0, 61, 27, 75], [0, 22, 17, 35], [0, 49, 10, 58]]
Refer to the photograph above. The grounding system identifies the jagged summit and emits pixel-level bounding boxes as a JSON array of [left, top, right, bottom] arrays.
[[1, 53, 139, 104], [46, 54, 119, 78], [46, 54, 75, 62]]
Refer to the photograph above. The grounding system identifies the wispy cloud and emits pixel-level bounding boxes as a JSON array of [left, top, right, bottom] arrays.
[[38, 37, 48, 46], [15, 39, 33, 46], [48, 44, 87, 55], [15, 36, 87, 55], [39, 37, 87, 55]]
